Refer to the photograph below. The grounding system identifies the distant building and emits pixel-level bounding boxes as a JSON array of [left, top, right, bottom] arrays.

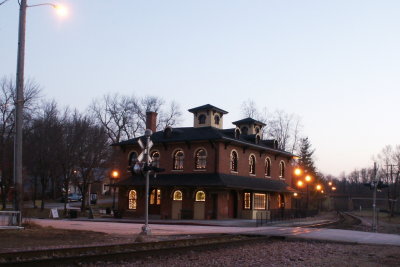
[[114, 104, 296, 220]]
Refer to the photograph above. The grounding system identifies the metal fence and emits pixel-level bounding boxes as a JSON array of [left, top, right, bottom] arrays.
[[0, 211, 22, 229], [256, 209, 319, 227]]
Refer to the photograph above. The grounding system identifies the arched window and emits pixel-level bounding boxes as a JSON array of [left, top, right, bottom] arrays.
[[256, 135, 261, 144], [151, 151, 160, 167], [128, 190, 137, 210], [265, 158, 271, 177], [249, 155, 256, 174], [198, 114, 206, 124], [255, 127, 260, 134], [241, 126, 248, 135], [279, 161, 285, 178], [128, 151, 138, 166], [230, 151, 238, 172], [195, 191, 206, 202], [235, 129, 241, 139], [150, 189, 161, 205], [214, 115, 220, 125], [173, 190, 183, 201], [173, 150, 184, 170], [195, 149, 207, 169]]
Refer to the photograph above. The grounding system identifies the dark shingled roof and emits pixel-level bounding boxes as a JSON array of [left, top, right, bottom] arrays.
[[116, 173, 296, 193], [232, 117, 266, 127], [114, 126, 293, 157], [188, 104, 228, 114]]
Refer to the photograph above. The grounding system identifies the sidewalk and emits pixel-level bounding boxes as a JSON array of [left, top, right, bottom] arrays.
[[32, 217, 400, 247]]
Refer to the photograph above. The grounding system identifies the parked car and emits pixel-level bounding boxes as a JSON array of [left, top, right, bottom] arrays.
[[68, 193, 82, 202]]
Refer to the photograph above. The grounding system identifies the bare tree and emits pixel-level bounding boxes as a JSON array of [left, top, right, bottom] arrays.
[[90, 94, 182, 144], [0, 76, 40, 209], [89, 94, 140, 143], [24, 101, 62, 210], [376, 145, 400, 217], [69, 114, 110, 211], [241, 100, 302, 153]]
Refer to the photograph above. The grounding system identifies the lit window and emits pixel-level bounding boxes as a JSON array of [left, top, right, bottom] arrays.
[[278, 194, 285, 208], [198, 114, 206, 124], [231, 151, 238, 172], [150, 189, 161, 205], [265, 158, 271, 177], [173, 150, 184, 170], [173, 190, 183, 201], [195, 149, 207, 169], [151, 151, 160, 167], [195, 191, 206, 202], [254, 193, 266, 210], [279, 161, 285, 178], [128, 151, 137, 166], [244, 192, 251, 209], [249, 155, 256, 174], [214, 115, 220, 125], [128, 190, 137, 210]]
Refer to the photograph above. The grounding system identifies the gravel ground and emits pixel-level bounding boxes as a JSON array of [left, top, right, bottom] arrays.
[[81, 239, 400, 267]]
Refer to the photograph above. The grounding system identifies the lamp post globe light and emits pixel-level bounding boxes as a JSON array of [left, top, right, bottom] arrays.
[[111, 170, 120, 211], [13, 0, 67, 221]]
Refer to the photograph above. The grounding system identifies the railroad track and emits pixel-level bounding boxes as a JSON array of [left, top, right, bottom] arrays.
[[0, 234, 270, 266]]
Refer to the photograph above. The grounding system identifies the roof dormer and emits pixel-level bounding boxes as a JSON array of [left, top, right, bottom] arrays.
[[232, 117, 266, 136], [188, 104, 228, 129]]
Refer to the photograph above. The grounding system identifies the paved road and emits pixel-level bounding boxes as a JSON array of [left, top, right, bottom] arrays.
[[32, 219, 400, 247]]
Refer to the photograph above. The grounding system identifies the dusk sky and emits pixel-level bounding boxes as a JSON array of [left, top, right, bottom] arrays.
[[1, 0, 400, 176]]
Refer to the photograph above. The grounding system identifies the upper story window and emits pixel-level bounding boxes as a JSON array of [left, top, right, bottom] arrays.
[[173, 190, 183, 201], [279, 161, 285, 178], [249, 155, 256, 175], [256, 135, 261, 144], [128, 151, 138, 166], [255, 127, 260, 134], [195, 149, 207, 169], [195, 190, 206, 202], [151, 151, 160, 167], [214, 115, 220, 125], [265, 157, 271, 177], [230, 150, 238, 172], [198, 114, 206, 124], [241, 126, 248, 135], [235, 128, 241, 139], [173, 150, 184, 170]]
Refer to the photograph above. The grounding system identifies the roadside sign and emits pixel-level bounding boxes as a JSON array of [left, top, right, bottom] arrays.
[[50, 208, 59, 219]]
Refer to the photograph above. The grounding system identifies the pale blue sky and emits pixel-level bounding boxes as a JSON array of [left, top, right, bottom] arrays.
[[1, 0, 400, 176]]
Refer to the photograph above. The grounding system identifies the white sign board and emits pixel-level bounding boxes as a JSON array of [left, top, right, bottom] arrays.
[[50, 208, 59, 219]]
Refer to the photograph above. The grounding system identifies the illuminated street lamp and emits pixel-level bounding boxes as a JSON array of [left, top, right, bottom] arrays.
[[12, 0, 68, 223], [316, 184, 322, 191], [111, 170, 120, 210], [305, 175, 312, 182], [294, 168, 302, 176], [297, 180, 304, 187]]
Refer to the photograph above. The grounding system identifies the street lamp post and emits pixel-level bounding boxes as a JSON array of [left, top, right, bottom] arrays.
[[111, 170, 119, 211], [13, 0, 67, 222], [13, 0, 27, 222]]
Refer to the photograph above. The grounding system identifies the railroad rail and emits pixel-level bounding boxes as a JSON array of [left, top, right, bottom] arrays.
[[0, 234, 269, 266]]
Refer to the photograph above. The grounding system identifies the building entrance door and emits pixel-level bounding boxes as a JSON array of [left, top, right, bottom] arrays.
[[149, 189, 161, 215]]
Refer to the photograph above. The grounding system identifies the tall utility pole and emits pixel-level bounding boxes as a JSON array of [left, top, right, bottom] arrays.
[[372, 162, 378, 232], [14, 0, 27, 220]]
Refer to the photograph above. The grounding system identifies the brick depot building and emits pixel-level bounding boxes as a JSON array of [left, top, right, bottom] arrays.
[[114, 104, 296, 220]]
